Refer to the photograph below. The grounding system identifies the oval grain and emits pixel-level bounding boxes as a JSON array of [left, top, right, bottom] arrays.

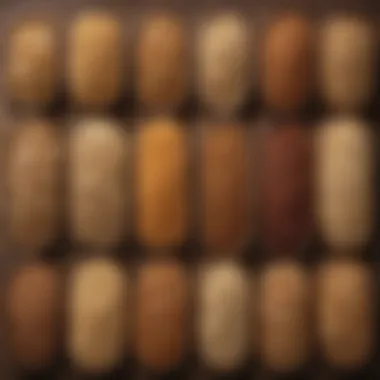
[[7, 20, 58, 108], [137, 14, 188, 112], [136, 119, 189, 249], [200, 125, 249, 252], [69, 118, 128, 247], [6, 263, 62, 370], [197, 261, 250, 372], [316, 260, 374, 369], [319, 16, 376, 112], [136, 261, 189, 372], [68, 11, 123, 109], [197, 13, 250, 117], [262, 13, 312, 114], [315, 117, 374, 251], [260, 261, 310, 372], [8, 120, 62, 252], [261, 125, 312, 253], [68, 258, 127, 374]]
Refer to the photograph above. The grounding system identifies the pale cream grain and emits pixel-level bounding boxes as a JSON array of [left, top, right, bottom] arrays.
[[197, 261, 250, 372], [314, 116, 374, 251], [69, 118, 128, 247], [67, 258, 128, 373], [197, 13, 250, 116]]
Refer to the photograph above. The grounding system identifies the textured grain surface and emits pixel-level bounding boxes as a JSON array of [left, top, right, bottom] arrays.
[[136, 119, 189, 249], [260, 125, 312, 254], [67, 257, 128, 374], [316, 260, 374, 369], [262, 12, 313, 114], [68, 118, 128, 248], [68, 11, 123, 109], [8, 119, 62, 254], [136, 261, 189, 372], [197, 12, 250, 116], [136, 13, 188, 112], [319, 15, 376, 112], [200, 125, 249, 252], [5, 263, 62, 371], [315, 117, 374, 251], [0, 1, 379, 379], [259, 261, 311, 372], [6, 19, 58, 109], [197, 261, 250, 372]]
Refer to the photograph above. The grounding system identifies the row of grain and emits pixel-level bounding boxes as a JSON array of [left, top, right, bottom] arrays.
[[7, 116, 374, 256], [7, 11, 376, 115], [5, 258, 374, 375]]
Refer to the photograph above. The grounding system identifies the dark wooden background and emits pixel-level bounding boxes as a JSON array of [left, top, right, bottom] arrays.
[[0, 0, 379, 379]]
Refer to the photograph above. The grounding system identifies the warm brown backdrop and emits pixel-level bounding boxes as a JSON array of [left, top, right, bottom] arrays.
[[0, 0, 379, 379]]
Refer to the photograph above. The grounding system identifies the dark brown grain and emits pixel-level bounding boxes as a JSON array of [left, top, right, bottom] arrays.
[[260, 125, 312, 254]]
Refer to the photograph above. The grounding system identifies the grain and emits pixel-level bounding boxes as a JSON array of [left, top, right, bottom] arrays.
[[200, 125, 249, 252], [262, 12, 312, 114], [319, 15, 376, 112], [68, 11, 123, 109], [8, 119, 62, 252], [7, 20, 58, 108], [260, 125, 312, 253], [136, 119, 189, 249], [67, 258, 128, 374], [136, 13, 188, 112], [197, 261, 250, 372], [315, 117, 374, 251], [68, 118, 128, 247], [6, 263, 62, 370], [260, 261, 310, 372], [136, 261, 189, 372], [197, 13, 250, 116], [316, 260, 374, 369]]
